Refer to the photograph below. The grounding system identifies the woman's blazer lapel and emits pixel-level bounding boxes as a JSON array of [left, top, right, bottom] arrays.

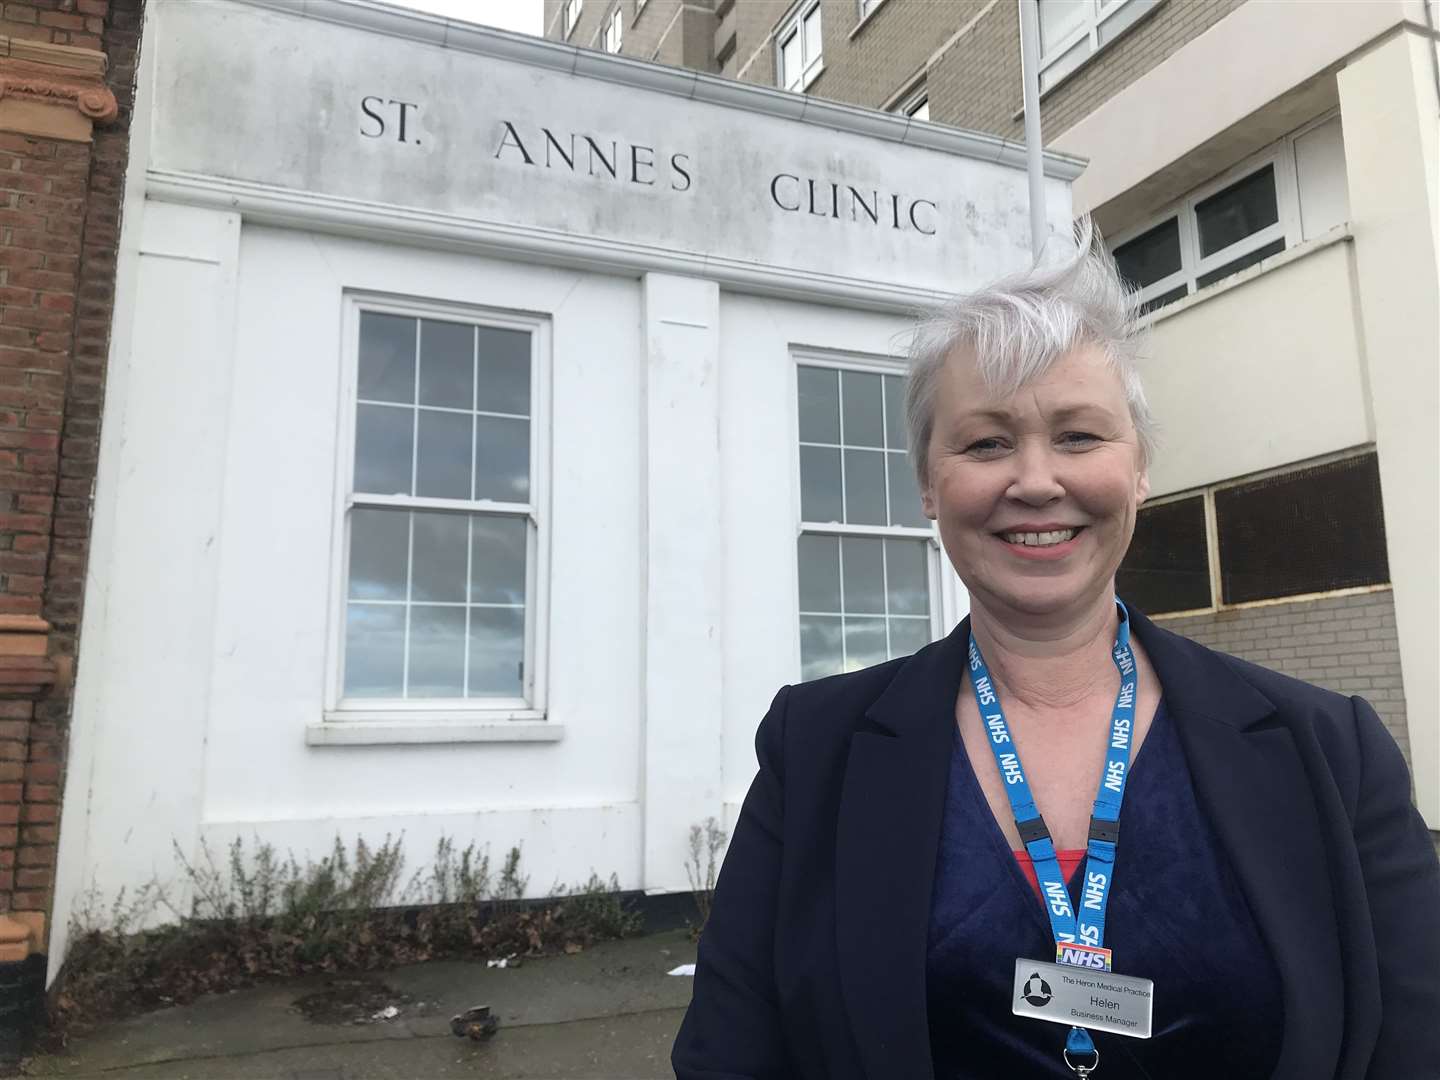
[[834, 622, 968, 1080], [1131, 609, 1353, 1080]]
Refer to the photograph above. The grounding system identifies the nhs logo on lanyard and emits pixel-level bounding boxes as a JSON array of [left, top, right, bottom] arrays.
[[1056, 942, 1113, 971]]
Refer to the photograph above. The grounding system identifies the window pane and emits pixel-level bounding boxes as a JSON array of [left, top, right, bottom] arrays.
[[887, 452, 929, 528], [1039, 34, 1091, 90], [411, 511, 468, 603], [798, 366, 840, 444], [344, 604, 405, 697], [882, 375, 907, 452], [841, 536, 884, 615], [354, 403, 413, 496], [1113, 218, 1182, 291], [797, 533, 841, 613], [1195, 165, 1279, 257], [1039, 0, 1090, 53], [408, 605, 466, 698], [1097, 0, 1157, 45], [476, 328, 531, 417], [802, 5, 821, 65], [781, 30, 800, 88], [844, 449, 887, 525], [800, 615, 842, 680], [474, 415, 530, 502], [471, 514, 528, 605], [800, 445, 842, 522], [1195, 238, 1284, 289], [1216, 454, 1388, 605], [886, 538, 929, 616], [1139, 285, 1189, 316], [841, 370, 884, 448], [469, 606, 525, 697], [844, 617, 887, 671], [349, 508, 409, 602], [415, 409, 472, 500], [889, 617, 931, 657], [358, 312, 414, 405], [1117, 496, 1210, 614], [418, 320, 473, 409]]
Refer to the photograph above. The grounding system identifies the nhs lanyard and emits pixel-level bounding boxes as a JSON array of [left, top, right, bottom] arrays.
[[966, 601, 1138, 954]]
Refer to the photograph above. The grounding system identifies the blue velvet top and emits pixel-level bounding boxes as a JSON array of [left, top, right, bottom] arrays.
[[926, 701, 1283, 1078]]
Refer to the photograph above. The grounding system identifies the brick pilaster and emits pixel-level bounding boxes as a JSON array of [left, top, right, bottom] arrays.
[[0, 0, 138, 999]]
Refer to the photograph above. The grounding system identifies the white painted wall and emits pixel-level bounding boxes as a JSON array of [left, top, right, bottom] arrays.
[[147, 0, 1071, 306], [1337, 30, 1440, 825], [48, 202, 241, 971], [1053, 0, 1426, 214], [1140, 238, 1371, 498]]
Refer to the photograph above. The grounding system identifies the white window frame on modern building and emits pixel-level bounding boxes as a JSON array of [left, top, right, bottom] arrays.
[[1035, 0, 1162, 94], [599, 4, 622, 52], [776, 0, 824, 93], [896, 84, 929, 122], [1108, 130, 1306, 316], [561, 0, 582, 38], [856, 0, 888, 23], [792, 351, 946, 680], [321, 293, 553, 734]]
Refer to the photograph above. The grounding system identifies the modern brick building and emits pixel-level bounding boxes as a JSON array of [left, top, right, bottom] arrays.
[[0, 0, 141, 1051], [549, 0, 1440, 834]]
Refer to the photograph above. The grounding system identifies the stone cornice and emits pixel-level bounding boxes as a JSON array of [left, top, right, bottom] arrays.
[[0, 35, 117, 143]]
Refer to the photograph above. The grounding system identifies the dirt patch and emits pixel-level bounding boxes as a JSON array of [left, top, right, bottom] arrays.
[[291, 978, 413, 1026]]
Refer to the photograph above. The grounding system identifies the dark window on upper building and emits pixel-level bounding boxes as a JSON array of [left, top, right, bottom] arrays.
[[1118, 495, 1211, 615], [1215, 453, 1389, 605]]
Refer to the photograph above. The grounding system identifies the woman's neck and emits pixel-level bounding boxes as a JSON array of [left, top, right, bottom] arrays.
[[969, 594, 1120, 711]]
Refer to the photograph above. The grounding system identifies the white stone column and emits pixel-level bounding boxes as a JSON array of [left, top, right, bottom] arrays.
[[639, 273, 724, 892], [1338, 29, 1440, 824]]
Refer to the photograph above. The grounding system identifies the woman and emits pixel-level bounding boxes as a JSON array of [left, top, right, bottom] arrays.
[[672, 229, 1440, 1079]]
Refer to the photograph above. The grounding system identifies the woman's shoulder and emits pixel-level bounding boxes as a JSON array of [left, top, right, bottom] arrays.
[[778, 653, 915, 731]]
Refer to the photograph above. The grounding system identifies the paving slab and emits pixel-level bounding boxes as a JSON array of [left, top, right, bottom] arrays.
[[25, 930, 697, 1079]]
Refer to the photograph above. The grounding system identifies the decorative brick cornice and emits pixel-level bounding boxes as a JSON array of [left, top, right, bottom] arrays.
[[0, 617, 58, 699], [0, 36, 117, 142]]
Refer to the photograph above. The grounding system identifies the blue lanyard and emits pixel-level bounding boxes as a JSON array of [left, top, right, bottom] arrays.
[[966, 600, 1138, 1065]]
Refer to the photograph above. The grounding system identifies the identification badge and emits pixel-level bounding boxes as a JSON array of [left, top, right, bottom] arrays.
[[1012, 959, 1154, 1039]]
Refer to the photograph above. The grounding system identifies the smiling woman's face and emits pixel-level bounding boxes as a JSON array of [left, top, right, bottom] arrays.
[[921, 343, 1149, 624]]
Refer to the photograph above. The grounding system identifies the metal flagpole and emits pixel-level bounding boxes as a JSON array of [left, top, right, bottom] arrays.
[[1017, 0, 1046, 261]]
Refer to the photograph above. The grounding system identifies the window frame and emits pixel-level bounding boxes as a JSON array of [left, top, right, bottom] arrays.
[[791, 351, 946, 679], [561, 0, 583, 38], [1126, 447, 1391, 620], [1036, 0, 1162, 94], [776, 0, 824, 93], [894, 82, 930, 122], [1109, 132, 1305, 316], [599, 4, 622, 52], [856, 0, 888, 23], [324, 293, 553, 726]]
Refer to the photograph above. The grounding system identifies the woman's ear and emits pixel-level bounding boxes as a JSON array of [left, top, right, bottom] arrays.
[[921, 474, 938, 520], [1136, 470, 1151, 506]]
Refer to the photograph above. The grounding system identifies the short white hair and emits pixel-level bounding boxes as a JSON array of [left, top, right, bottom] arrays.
[[905, 219, 1158, 484]]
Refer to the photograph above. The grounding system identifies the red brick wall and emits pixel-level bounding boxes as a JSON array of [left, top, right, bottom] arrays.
[[0, 0, 108, 51], [0, 0, 142, 925]]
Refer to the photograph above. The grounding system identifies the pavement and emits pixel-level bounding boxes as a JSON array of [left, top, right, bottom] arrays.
[[23, 930, 698, 1079]]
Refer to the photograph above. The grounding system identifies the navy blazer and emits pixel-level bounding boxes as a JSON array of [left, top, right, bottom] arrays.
[[673, 607, 1440, 1079]]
